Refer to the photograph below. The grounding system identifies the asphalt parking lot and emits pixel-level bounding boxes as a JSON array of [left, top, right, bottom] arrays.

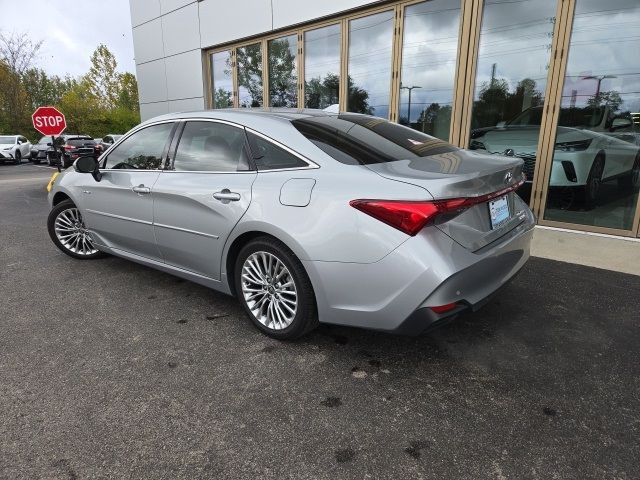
[[1, 163, 639, 479]]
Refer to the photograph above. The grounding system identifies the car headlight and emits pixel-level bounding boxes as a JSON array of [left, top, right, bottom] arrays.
[[3, 146, 12, 150], [555, 139, 592, 152]]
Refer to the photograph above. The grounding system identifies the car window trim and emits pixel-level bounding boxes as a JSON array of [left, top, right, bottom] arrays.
[[165, 118, 256, 174], [99, 119, 177, 170]]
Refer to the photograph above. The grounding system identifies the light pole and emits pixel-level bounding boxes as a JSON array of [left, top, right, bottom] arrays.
[[400, 83, 421, 126], [582, 74, 617, 98]]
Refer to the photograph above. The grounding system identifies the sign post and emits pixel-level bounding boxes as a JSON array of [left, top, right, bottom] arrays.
[[32, 106, 67, 172]]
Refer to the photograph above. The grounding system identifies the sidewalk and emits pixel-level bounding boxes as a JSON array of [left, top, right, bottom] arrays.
[[532, 226, 640, 276]]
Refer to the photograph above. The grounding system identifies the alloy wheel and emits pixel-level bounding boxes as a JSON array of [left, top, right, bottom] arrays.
[[241, 251, 298, 330], [54, 207, 98, 256]]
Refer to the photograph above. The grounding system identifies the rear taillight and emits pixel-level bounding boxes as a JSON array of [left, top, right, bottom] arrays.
[[63, 144, 74, 151], [350, 175, 525, 236]]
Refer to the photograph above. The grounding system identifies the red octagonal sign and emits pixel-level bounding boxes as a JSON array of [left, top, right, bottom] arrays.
[[32, 106, 67, 136]]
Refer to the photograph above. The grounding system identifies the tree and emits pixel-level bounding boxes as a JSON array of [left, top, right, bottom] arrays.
[[587, 90, 622, 111], [305, 73, 372, 114], [213, 87, 232, 108], [86, 44, 120, 108], [22, 68, 76, 110], [0, 31, 42, 133], [267, 37, 297, 107], [116, 72, 139, 111], [235, 44, 263, 107]]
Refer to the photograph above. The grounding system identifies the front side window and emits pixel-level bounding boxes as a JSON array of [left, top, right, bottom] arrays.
[[103, 123, 174, 169], [246, 131, 308, 170], [173, 121, 250, 172]]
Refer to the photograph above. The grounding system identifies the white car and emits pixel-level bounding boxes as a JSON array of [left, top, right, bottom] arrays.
[[0, 135, 32, 165], [470, 106, 640, 208]]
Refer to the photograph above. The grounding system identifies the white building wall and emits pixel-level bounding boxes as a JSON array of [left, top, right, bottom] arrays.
[[130, 0, 380, 120]]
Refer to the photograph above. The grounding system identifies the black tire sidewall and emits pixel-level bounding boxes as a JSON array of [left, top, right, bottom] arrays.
[[585, 154, 604, 209], [234, 237, 317, 340], [47, 200, 104, 260]]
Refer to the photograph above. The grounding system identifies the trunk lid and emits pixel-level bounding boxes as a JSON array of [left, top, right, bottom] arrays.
[[364, 149, 527, 251]]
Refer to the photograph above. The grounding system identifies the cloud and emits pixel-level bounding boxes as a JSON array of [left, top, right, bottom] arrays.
[[0, 0, 135, 78]]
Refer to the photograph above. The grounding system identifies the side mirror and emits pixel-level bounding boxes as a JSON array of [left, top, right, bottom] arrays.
[[610, 117, 632, 132], [74, 156, 102, 181], [46, 142, 53, 146]]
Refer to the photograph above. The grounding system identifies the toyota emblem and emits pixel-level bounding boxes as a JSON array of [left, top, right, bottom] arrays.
[[504, 171, 513, 184]]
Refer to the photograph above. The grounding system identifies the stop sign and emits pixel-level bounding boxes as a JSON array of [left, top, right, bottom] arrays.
[[32, 106, 67, 136]]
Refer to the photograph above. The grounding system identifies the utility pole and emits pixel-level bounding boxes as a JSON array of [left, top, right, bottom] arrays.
[[400, 83, 422, 127]]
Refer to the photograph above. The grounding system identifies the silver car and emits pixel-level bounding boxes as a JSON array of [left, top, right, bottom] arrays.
[[47, 109, 534, 339]]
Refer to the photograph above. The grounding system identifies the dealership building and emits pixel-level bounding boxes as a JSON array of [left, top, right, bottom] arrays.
[[128, 0, 640, 248]]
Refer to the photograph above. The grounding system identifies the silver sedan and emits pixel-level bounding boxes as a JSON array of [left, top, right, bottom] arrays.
[[47, 109, 534, 339]]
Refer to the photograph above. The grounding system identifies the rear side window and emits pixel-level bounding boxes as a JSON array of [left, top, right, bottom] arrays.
[[291, 114, 459, 165], [246, 131, 308, 170], [104, 123, 174, 169], [173, 121, 250, 172]]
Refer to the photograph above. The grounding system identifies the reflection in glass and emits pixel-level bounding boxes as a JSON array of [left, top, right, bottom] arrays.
[[304, 24, 341, 110], [468, 0, 556, 203], [211, 50, 233, 108], [268, 34, 297, 107], [237, 43, 263, 108], [399, 0, 460, 141], [543, 0, 640, 230], [347, 11, 394, 118]]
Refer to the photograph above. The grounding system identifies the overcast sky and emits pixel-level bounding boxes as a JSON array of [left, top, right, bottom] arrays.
[[0, 0, 135, 78]]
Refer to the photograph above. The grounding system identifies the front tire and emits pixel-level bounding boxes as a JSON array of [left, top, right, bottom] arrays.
[[13, 150, 21, 165], [47, 200, 105, 260], [584, 154, 604, 210], [234, 237, 318, 340]]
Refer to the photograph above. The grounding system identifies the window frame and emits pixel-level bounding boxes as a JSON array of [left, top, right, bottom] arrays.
[[99, 120, 177, 171], [244, 127, 320, 172]]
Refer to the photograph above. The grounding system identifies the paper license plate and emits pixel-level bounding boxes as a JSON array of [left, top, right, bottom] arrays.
[[488, 195, 510, 229]]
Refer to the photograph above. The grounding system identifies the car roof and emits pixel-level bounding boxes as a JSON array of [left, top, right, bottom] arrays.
[[143, 107, 342, 128]]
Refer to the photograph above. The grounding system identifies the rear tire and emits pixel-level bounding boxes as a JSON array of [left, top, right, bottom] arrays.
[[47, 200, 105, 260], [584, 154, 604, 210], [234, 236, 318, 340]]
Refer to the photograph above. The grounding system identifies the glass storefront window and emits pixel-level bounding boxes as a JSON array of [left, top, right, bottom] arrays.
[[468, 0, 557, 203], [268, 34, 298, 107], [543, 0, 640, 231], [237, 42, 263, 108], [211, 50, 233, 108], [347, 11, 394, 118], [399, 0, 460, 141], [304, 24, 341, 110]]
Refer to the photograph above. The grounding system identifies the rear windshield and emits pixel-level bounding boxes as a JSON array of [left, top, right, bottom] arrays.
[[67, 138, 95, 146], [291, 114, 459, 165]]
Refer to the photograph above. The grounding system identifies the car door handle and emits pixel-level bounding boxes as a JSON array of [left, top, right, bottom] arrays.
[[213, 189, 241, 202], [132, 185, 151, 194]]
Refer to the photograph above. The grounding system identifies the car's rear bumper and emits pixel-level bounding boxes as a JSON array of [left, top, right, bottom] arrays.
[[303, 208, 535, 334]]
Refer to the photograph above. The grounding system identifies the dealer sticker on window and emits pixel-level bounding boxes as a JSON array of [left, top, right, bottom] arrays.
[[488, 195, 510, 229]]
